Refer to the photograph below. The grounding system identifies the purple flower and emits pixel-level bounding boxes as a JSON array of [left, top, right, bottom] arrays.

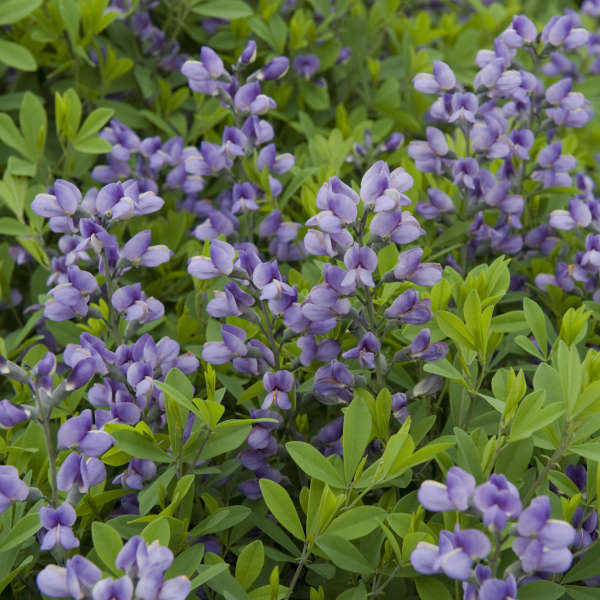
[[565, 464, 587, 492], [239, 40, 257, 64], [314, 360, 354, 404], [391, 393, 409, 423], [120, 230, 172, 267], [92, 577, 133, 600], [453, 158, 479, 189], [370, 210, 424, 244], [293, 54, 320, 79], [393, 248, 442, 286], [408, 127, 448, 174], [513, 496, 575, 573], [202, 324, 248, 365], [386, 289, 432, 324], [111, 283, 165, 323], [297, 335, 340, 366], [113, 458, 157, 490], [262, 370, 294, 410], [449, 93, 478, 123], [409, 328, 448, 362], [252, 261, 297, 314], [418, 466, 475, 512], [207, 281, 254, 318], [232, 182, 259, 213], [45, 266, 98, 322], [234, 82, 276, 115], [32, 179, 81, 234], [39, 502, 79, 550], [473, 474, 522, 530], [360, 161, 413, 211], [57, 409, 114, 457], [0, 465, 28, 514], [479, 575, 518, 600], [188, 240, 235, 279], [57, 452, 106, 493], [503, 14, 537, 46], [37, 555, 102, 599], [0, 399, 30, 428], [413, 61, 456, 94], [411, 527, 491, 580], [549, 198, 592, 231], [342, 332, 380, 369], [341, 244, 378, 289], [416, 188, 454, 220], [541, 15, 589, 49], [256, 56, 289, 80], [181, 46, 227, 96]]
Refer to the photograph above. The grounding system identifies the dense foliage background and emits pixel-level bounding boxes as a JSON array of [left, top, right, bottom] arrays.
[[3, 0, 600, 598]]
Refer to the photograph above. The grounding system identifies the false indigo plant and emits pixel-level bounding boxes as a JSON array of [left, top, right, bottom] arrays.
[[2, 1, 600, 599]]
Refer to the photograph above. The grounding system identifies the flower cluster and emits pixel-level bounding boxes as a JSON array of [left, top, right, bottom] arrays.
[[37, 536, 190, 599], [413, 467, 577, 592], [408, 12, 594, 273]]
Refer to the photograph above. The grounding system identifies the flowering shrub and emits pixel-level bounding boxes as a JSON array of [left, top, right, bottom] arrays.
[[2, 0, 600, 598]]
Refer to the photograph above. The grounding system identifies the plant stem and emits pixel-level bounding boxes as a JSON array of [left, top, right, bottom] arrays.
[[259, 300, 280, 368], [284, 541, 310, 600], [36, 391, 58, 506], [102, 251, 123, 346], [524, 426, 571, 504]]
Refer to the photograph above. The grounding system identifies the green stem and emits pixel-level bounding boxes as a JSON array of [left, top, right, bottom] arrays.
[[283, 541, 310, 600], [259, 300, 280, 368], [36, 392, 58, 506], [524, 426, 571, 504], [102, 252, 123, 346]]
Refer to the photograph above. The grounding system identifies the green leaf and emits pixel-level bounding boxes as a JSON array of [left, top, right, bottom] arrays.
[[325, 506, 386, 540], [454, 427, 484, 482], [342, 395, 372, 483], [563, 541, 600, 583], [0, 556, 33, 595], [523, 298, 548, 359], [557, 341, 582, 418], [565, 586, 600, 600], [259, 479, 304, 541], [192, 0, 253, 19], [190, 506, 251, 537], [0, 39, 36, 71], [235, 540, 264, 590], [91, 522, 123, 575], [72, 136, 112, 154], [436, 311, 475, 349], [110, 429, 173, 463], [141, 516, 170, 546], [510, 391, 564, 442], [517, 581, 564, 600], [286, 441, 345, 488], [415, 578, 453, 600], [0, 114, 30, 158], [0, 0, 42, 25], [19, 91, 46, 161], [315, 534, 374, 575], [490, 310, 528, 333], [569, 442, 600, 462], [57, 0, 79, 44], [0, 512, 40, 551], [336, 584, 367, 600], [190, 563, 230, 590], [0, 218, 34, 237], [423, 359, 466, 386], [75, 107, 114, 143]]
